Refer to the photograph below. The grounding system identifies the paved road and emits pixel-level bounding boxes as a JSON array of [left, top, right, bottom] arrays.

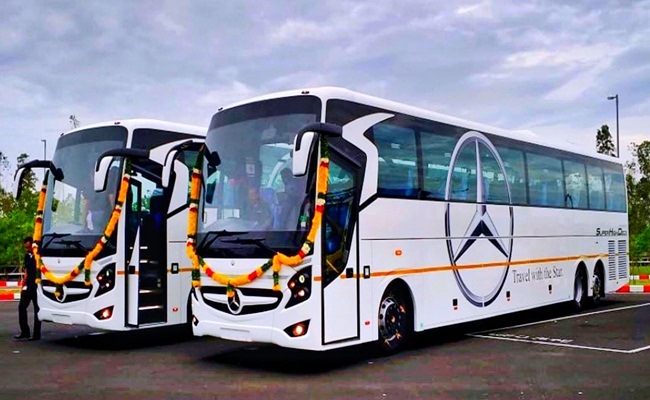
[[1, 294, 649, 399]]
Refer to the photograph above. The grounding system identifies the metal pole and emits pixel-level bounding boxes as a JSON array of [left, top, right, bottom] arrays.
[[615, 95, 620, 158], [607, 94, 620, 157], [41, 139, 46, 160]]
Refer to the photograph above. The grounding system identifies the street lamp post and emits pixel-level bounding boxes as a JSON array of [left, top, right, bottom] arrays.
[[41, 139, 47, 160], [607, 94, 619, 158]]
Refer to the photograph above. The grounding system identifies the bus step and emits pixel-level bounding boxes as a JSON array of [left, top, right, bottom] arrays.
[[139, 289, 162, 294], [139, 305, 163, 311]]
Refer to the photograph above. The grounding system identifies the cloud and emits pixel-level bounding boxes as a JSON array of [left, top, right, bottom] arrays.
[[0, 0, 649, 176], [0, 77, 48, 110], [197, 81, 258, 109]]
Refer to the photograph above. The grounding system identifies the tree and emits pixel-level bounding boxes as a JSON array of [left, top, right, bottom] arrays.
[[596, 124, 616, 156], [626, 141, 650, 260], [0, 152, 39, 267]]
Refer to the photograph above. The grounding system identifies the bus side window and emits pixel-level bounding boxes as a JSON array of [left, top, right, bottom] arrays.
[[527, 153, 563, 207], [421, 131, 454, 200], [587, 165, 605, 210], [372, 123, 417, 198], [451, 143, 477, 202], [604, 168, 626, 211], [495, 146, 527, 205], [479, 143, 509, 204], [563, 159, 588, 209]]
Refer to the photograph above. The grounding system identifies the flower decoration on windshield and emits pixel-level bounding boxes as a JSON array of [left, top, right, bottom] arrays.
[[187, 139, 330, 298], [32, 161, 132, 297]]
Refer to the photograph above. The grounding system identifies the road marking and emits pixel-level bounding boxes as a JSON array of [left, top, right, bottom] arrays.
[[467, 303, 650, 354], [470, 302, 650, 335], [467, 333, 633, 354]]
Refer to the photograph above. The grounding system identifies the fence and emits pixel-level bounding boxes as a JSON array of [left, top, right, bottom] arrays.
[[0, 265, 22, 282], [630, 257, 650, 282]]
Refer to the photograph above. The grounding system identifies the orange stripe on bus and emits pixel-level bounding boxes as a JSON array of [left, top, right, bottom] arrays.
[[314, 253, 610, 281]]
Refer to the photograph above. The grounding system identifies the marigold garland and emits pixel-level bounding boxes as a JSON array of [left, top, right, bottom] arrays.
[[187, 139, 330, 297], [32, 162, 132, 298]]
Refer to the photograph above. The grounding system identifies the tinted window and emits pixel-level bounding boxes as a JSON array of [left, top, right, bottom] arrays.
[[563, 159, 588, 209], [372, 123, 418, 198], [421, 131, 455, 200], [587, 165, 605, 210], [480, 143, 510, 204], [604, 167, 626, 211], [495, 146, 527, 205], [527, 153, 563, 207], [451, 142, 477, 202]]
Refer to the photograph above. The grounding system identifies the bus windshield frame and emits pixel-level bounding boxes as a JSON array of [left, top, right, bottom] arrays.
[[40, 126, 127, 257], [200, 95, 322, 259]]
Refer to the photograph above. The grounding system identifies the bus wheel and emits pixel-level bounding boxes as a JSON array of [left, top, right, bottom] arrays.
[[591, 272, 604, 306], [573, 268, 587, 310], [377, 288, 410, 353]]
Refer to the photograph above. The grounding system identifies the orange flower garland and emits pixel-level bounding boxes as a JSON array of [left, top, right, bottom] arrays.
[[187, 139, 330, 297], [32, 162, 132, 298]]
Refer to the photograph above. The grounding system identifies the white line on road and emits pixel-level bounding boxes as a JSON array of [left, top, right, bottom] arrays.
[[470, 302, 650, 335], [467, 334, 633, 354], [467, 303, 650, 354]]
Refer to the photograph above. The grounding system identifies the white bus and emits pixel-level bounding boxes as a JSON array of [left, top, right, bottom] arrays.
[[14, 119, 205, 331], [186, 87, 628, 352]]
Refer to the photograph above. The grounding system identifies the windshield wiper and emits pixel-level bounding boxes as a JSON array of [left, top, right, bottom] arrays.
[[58, 239, 90, 253], [220, 237, 276, 257], [42, 233, 71, 249], [198, 230, 249, 250]]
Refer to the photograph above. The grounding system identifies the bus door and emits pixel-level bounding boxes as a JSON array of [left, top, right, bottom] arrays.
[[321, 154, 361, 344], [125, 171, 168, 327]]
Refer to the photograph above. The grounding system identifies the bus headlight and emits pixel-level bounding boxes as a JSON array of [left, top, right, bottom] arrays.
[[286, 267, 311, 308], [94, 306, 114, 320], [95, 264, 116, 297], [284, 320, 310, 338]]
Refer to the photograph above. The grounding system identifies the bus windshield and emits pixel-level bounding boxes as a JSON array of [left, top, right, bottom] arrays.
[[201, 96, 321, 258], [41, 126, 127, 255]]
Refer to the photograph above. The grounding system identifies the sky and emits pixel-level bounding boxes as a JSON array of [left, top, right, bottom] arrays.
[[1, 0, 649, 188]]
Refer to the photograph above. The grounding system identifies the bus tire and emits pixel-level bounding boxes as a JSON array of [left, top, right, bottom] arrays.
[[184, 291, 194, 338], [591, 265, 605, 307], [573, 267, 587, 310], [377, 284, 412, 354]]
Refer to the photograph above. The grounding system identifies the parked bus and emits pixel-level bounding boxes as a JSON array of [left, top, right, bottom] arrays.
[[183, 87, 628, 352], [13, 119, 205, 330]]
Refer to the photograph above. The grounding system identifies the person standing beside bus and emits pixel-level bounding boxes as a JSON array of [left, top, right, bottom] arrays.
[[14, 237, 41, 341]]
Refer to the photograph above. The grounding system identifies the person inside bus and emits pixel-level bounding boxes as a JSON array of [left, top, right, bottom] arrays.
[[243, 186, 273, 229], [82, 168, 117, 232], [277, 168, 303, 229]]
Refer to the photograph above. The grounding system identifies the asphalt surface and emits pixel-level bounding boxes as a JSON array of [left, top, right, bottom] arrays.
[[1, 294, 649, 399]]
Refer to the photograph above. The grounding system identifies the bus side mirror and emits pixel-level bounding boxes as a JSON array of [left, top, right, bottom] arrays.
[[12, 166, 27, 199], [161, 140, 211, 188], [162, 149, 179, 188], [292, 123, 342, 177], [12, 160, 63, 199], [292, 131, 316, 177], [94, 156, 113, 192], [95, 148, 150, 192]]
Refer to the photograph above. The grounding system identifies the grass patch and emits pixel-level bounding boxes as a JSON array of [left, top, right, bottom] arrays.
[[629, 265, 650, 275], [630, 279, 650, 285]]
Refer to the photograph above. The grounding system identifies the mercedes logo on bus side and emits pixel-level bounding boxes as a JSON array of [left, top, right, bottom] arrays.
[[227, 289, 243, 314], [444, 131, 514, 308]]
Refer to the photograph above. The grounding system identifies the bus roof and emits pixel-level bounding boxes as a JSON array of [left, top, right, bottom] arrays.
[[64, 118, 206, 137], [216, 87, 621, 165]]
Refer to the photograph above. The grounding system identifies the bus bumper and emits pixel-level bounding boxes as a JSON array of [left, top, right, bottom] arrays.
[[191, 288, 320, 350]]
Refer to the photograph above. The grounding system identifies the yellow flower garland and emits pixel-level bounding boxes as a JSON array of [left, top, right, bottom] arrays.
[[32, 164, 132, 295], [187, 139, 330, 297]]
